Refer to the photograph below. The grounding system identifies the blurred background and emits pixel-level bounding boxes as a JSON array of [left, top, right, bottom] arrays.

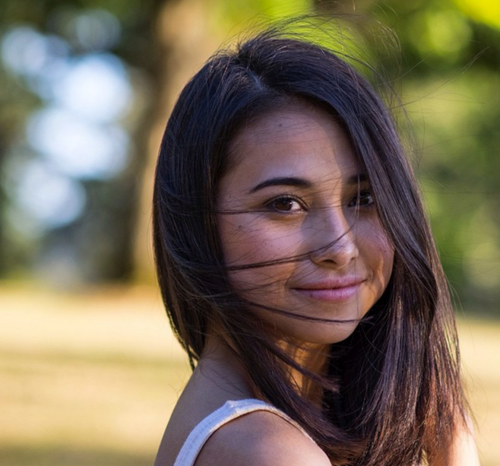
[[0, 0, 498, 465]]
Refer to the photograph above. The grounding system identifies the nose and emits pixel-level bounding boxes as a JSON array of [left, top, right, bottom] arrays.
[[307, 207, 359, 268]]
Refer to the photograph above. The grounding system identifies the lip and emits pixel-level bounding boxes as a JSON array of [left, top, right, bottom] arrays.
[[292, 277, 365, 302]]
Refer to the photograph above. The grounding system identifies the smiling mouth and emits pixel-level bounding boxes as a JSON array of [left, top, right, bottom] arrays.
[[292, 279, 364, 302]]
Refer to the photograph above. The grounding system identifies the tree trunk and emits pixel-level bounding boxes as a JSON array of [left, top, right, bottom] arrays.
[[132, 0, 221, 281]]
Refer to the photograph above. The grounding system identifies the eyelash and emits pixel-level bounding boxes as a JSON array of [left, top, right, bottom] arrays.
[[265, 195, 306, 213], [264, 190, 375, 214], [348, 190, 374, 208]]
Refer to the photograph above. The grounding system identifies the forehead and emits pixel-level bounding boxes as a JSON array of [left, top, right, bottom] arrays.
[[224, 103, 361, 186]]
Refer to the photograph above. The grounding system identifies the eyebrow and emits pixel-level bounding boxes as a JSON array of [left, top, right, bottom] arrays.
[[346, 173, 369, 185], [248, 173, 369, 194], [248, 177, 313, 193]]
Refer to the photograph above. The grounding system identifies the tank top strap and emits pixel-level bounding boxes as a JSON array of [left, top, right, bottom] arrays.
[[173, 398, 313, 466]]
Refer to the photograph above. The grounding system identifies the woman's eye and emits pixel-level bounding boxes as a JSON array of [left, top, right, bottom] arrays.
[[349, 190, 374, 208], [266, 196, 304, 213]]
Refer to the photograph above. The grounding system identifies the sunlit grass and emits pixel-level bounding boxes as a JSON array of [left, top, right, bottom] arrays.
[[0, 283, 498, 466], [0, 283, 190, 466], [457, 317, 500, 466]]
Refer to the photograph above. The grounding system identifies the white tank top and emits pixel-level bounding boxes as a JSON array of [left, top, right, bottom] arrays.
[[173, 398, 314, 466]]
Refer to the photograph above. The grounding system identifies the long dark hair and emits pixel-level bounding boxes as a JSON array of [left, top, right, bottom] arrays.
[[153, 21, 467, 466]]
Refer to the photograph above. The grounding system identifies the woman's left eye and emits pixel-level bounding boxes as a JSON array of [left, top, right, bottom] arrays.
[[266, 196, 305, 213], [348, 190, 374, 208]]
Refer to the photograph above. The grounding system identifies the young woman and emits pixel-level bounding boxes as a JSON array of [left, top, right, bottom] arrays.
[[152, 25, 480, 466]]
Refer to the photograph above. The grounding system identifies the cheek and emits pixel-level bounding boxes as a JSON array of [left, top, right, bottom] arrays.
[[356, 219, 394, 288], [379, 243, 395, 288], [377, 231, 394, 275], [218, 215, 301, 266], [218, 216, 301, 296], [366, 229, 394, 290]]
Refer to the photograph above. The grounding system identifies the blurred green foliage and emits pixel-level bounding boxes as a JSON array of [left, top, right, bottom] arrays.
[[367, 0, 500, 310], [0, 0, 165, 283], [0, 0, 498, 311]]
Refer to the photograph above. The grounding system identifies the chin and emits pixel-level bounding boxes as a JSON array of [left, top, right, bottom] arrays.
[[283, 319, 362, 347]]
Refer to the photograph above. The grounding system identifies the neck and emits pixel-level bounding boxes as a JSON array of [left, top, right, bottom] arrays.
[[197, 335, 257, 399], [201, 333, 330, 406], [279, 340, 330, 407]]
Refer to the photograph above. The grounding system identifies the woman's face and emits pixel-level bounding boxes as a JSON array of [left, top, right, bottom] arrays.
[[217, 103, 394, 346]]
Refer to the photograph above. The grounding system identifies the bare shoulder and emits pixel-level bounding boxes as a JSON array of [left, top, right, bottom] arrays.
[[195, 410, 331, 466]]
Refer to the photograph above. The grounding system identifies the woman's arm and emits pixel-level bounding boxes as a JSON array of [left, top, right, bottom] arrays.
[[431, 418, 480, 466], [448, 422, 480, 466]]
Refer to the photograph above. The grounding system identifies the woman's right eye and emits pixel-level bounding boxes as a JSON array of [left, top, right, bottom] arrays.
[[265, 196, 305, 213]]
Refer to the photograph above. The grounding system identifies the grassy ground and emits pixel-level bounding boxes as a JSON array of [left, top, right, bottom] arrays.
[[0, 283, 498, 466]]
